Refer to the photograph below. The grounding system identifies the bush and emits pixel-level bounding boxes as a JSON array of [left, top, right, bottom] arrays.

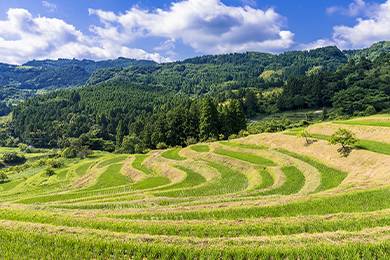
[[364, 105, 376, 116], [62, 147, 78, 158], [185, 137, 197, 146], [2, 153, 26, 164], [103, 141, 115, 152], [62, 146, 91, 159], [47, 159, 64, 169], [228, 134, 238, 140], [45, 168, 56, 177], [18, 143, 28, 152], [0, 172, 8, 183], [238, 130, 250, 137], [156, 142, 168, 150]]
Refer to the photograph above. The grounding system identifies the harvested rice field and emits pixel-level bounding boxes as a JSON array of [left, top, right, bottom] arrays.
[[1, 115, 390, 259]]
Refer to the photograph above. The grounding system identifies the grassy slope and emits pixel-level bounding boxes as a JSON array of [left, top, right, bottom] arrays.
[[214, 148, 275, 166], [278, 149, 347, 192], [161, 148, 186, 160], [1, 114, 390, 258]]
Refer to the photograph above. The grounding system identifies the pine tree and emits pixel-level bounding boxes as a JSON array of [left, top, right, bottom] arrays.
[[116, 120, 125, 149], [231, 99, 246, 133], [199, 98, 219, 141]]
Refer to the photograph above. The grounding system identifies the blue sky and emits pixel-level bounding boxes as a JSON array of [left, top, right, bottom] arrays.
[[0, 0, 389, 64]]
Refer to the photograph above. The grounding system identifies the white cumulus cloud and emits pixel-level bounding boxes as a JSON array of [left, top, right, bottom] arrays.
[[333, 0, 390, 49], [0, 8, 169, 64], [304, 0, 390, 50], [326, 0, 378, 17], [88, 0, 294, 54]]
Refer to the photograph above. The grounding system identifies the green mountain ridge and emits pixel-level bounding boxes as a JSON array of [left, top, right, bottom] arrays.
[[5, 41, 389, 151]]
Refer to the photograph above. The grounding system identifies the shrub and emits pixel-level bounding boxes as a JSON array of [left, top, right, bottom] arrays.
[[18, 143, 28, 152], [156, 142, 168, 150], [364, 105, 376, 116], [228, 134, 238, 140], [62, 146, 91, 159], [45, 168, 56, 177], [2, 153, 26, 164], [238, 130, 250, 137], [185, 137, 197, 146], [62, 147, 78, 159], [103, 141, 115, 152], [0, 172, 8, 183], [47, 159, 64, 169]]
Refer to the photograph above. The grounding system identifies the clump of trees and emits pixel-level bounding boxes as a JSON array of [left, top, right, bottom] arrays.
[[61, 138, 92, 159], [330, 128, 358, 157], [1, 152, 26, 165]]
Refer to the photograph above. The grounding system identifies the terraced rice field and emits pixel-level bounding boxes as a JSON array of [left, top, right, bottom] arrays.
[[1, 116, 390, 258]]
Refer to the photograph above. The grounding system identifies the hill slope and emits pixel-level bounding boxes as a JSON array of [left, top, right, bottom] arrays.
[[0, 116, 390, 258]]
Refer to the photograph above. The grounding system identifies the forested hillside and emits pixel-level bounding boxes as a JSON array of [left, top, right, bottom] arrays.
[[4, 42, 390, 152], [87, 46, 347, 94], [0, 58, 156, 106]]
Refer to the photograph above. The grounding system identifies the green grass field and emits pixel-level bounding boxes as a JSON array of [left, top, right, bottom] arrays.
[[190, 144, 210, 153], [161, 148, 186, 160], [1, 115, 390, 258]]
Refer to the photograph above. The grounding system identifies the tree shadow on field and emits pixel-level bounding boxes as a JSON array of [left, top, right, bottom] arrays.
[[337, 146, 353, 157], [304, 139, 318, 147]]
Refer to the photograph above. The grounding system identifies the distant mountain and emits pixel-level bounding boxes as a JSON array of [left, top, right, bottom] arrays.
[[0, 58, 156, 90], [344, 41, 390, 61], [1, 42, 388, 104], [87, 46, 348, 94]]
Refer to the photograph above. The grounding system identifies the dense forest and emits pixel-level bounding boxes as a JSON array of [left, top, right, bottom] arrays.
[[0, 58, 155, 106], [2, 42, 390, 153]]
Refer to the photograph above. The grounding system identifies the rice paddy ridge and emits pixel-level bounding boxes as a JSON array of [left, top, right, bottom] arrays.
[[1, 114, 390, 258]]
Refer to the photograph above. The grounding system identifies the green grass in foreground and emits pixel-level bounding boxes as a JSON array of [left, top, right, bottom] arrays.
[[132, 154, 153, 174], [259, 166, 305, 195], [278, 149, 347, 192], [161, 148, 186, 161], [116, 188, 390, 220], [1, 207, 390, 239], [214, 148, 275, 166], [0, 227, 388, 259], [190, 144, 210, 153]]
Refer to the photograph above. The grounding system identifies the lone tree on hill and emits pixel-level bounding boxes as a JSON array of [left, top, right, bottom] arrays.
[[330, 128, 357, 157], [300, 129, 314, 145]]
